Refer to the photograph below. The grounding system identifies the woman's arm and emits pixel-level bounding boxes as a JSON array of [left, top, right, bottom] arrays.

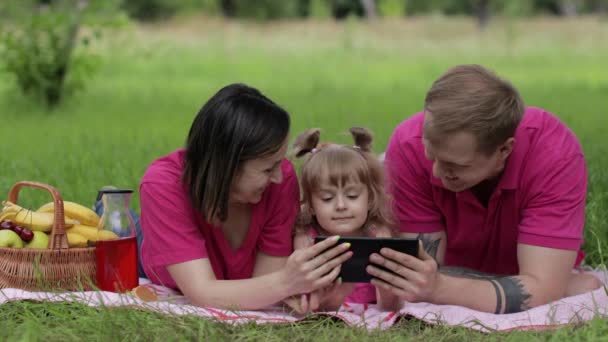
[[168, 236, 353, 310], [168, 259, 290, 309]]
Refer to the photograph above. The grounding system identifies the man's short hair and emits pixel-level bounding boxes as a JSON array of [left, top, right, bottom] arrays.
[[423, 64, 525, 155]]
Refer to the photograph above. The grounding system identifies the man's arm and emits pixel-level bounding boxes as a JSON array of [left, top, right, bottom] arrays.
[[369, 243, 578, 314], [399, 231, 446, 265], [436, 244, 578, 313]]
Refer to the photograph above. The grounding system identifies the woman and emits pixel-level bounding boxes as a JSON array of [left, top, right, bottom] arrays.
[[139, 83, 352, 310]]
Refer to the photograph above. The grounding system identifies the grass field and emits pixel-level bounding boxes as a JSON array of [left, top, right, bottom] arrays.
[[1, 15, 607, 340]]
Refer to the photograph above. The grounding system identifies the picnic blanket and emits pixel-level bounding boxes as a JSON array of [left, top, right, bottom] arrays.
[[1, 269, 606, 332]]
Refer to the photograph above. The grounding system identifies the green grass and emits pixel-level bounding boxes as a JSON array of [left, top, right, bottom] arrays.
[[1, 15, 607, 340]]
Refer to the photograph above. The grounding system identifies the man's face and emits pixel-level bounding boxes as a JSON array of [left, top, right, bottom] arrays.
[[423, 127, 513, 193]]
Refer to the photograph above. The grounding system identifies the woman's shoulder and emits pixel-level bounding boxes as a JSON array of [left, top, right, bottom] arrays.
[[141, 149, 186, 185], [280, 158, 296, 180]]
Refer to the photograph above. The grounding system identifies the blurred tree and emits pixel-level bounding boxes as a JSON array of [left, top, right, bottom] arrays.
[[533, 0, 561, 15], [361, 0, 378, 18], [558, 0, 581, 15], [297, 0, 312, 17], [377, 0, 406, 17], [472, 0, 491, 29], [220, 0, 235, 17], [122, 0, 179, 21], [332, 0, 365, 19], [597, 0, 607, 15], [405, 0, 473, 16], [0, 0, 123, 108]]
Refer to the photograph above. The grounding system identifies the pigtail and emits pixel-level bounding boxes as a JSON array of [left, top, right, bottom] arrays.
[[291, 128, 321, 158], [349, 127, 373, 152], [349, 126, 398, 233]]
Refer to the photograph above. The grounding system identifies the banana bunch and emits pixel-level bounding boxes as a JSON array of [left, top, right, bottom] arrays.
[[36, 201, 118, 247], [37, 201, 100, 227], [66, 224, 118, 246], [0, 200, 119, 248], [1, 201, 78, 232]]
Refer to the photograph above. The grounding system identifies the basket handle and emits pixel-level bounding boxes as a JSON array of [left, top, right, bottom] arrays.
[[8, 181, 69, 250]]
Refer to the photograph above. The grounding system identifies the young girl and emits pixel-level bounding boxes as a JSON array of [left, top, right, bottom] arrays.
[[291, 127, 403, 312]]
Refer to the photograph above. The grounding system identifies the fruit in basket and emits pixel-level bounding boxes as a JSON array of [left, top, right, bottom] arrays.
[[24, 231, 49, 249], [0, 220, 34, 242], [66, 224, 119, 242], [0, 229, 24, 248], [0, 210, 16, 222], [11, 224, 34, 242], [66, 232, 88, 248], [2, 201, 78, 232], [37, 201, 100, 227], [0, 220, 14, 230]]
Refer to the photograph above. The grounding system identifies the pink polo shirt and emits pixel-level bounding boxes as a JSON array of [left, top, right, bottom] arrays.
[[385, 107, 586, 275], [139, 149, 300, 290]]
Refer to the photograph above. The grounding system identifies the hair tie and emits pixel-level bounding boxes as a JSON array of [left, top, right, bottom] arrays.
[[352, 146, 361, 150], [311, 148, 318, 154]]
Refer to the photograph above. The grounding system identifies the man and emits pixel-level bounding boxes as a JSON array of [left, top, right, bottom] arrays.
[[368, 64, 601, 314]]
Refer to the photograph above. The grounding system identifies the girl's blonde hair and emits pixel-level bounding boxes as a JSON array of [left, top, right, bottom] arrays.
[[292, 127, 394, 234]]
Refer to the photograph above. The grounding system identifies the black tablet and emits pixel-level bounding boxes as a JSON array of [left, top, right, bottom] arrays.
[[314, 236, 419, 283]]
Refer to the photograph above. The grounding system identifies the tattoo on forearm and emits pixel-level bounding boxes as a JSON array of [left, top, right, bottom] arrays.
[[439, 266, 500, 280], [416, 234, 440, 260], [439, 266, 532, 314], [494, 277, 531, 314], [489, 280, 502, 314]]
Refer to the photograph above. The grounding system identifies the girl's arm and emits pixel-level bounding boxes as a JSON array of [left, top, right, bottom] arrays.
[[314, 282, 356, 311], [376, 287, 404, 311], [371, 225, 405, 311], [293, 230, 356, 312]]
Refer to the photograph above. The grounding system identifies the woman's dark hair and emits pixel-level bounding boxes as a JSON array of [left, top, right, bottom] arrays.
[[183, 83, 290, 221]]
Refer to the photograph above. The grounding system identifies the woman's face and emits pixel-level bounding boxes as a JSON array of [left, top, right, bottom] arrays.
[[229, 138, 289, 205]]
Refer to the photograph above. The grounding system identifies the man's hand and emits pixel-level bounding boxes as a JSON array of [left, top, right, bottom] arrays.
[[366, 241, 440, 302]]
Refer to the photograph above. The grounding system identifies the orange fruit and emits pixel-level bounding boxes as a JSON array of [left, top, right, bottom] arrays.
[[131, 285, 159, 302]]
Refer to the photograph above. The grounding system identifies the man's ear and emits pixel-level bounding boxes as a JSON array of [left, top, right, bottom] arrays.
[[499, 137, 515, 162]]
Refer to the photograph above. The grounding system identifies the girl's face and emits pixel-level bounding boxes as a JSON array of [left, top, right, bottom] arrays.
[[310, 179, 369, 236], [230, 139, 288, 205]]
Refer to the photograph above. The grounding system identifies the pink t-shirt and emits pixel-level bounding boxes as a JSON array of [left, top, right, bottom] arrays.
[[140, 149, 300, 289], [385, 107, 586, 275]]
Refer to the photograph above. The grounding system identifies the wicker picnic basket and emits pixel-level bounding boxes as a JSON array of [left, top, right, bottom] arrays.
[[0, 181, 96, 291]]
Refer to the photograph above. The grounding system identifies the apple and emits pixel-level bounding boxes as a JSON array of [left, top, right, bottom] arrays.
[[0, 230, 24, 248], [25, 231, 49, 249], [0, 221, 34, 242]]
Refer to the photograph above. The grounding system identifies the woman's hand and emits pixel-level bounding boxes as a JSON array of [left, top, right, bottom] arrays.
[[280, 235, 353, 297], [367, 242, 439, 303]]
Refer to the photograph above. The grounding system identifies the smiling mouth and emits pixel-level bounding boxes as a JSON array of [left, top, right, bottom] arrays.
[[332, 217, 354, 220]]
